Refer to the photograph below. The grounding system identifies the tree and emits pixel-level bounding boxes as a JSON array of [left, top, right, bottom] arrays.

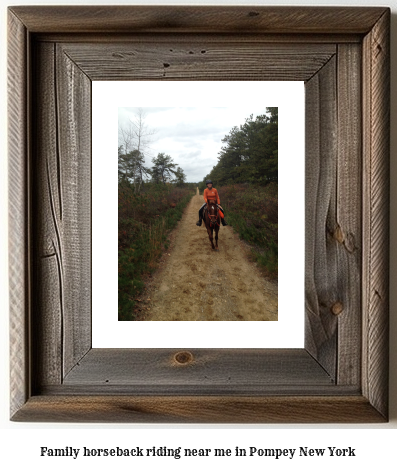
[[118, 146, 129, 183], [202, 109, 278, 186], [149, 164, 163, 184], [118, 149, 151, 190], [249, 108, 278, 183], [151, 153, 177, 184], [173, 166, 187, 187], [118, 108, 155, 192]]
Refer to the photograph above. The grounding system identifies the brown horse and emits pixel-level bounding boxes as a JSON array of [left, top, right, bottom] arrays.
[[203, 199, 220, 250]]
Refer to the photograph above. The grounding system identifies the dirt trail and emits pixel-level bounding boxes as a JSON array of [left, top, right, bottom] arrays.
[[141, 188, 277, 321]]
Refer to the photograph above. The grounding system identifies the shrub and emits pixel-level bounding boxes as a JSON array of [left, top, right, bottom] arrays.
[[219, 183, 278, 279], [118, 183, 194, 320]]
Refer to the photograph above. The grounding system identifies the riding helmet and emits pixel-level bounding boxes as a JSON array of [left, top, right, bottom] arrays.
[[206, 179, 213, 185]]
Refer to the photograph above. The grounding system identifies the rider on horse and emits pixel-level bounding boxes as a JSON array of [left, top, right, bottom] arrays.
[[196, 180, 228, 227]]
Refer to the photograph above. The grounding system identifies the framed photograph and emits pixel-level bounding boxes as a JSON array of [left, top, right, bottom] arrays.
[[8, 6, 390, 422], [93, 81, 304, 347]]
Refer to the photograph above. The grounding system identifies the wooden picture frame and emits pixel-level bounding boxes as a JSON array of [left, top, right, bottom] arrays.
[[8, 6, 390, 423]]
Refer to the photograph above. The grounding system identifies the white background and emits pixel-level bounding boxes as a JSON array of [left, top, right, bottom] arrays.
[[1, 0, 396, 470], [92, 81, 304, 347]]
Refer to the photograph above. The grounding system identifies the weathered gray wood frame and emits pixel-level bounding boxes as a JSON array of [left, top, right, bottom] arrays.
[[8, 6, 390, 423]]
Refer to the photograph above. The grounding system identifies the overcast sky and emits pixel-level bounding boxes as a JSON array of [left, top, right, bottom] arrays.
[[118, 107, 270, 183]]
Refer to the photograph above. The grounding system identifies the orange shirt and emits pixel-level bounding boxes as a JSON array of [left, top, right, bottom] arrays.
[[204, 188, 220, 204]]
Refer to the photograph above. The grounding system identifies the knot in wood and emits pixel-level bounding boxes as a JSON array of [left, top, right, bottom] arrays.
[[333, 225, 344, 244], [174, 351, 193, 365], [331, 302, 344, 316]]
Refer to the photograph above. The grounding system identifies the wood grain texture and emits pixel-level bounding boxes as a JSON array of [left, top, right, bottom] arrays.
[[32, 42, 91, 388], [8, 10, 29, 419], [8, 6, 390, 423], [336, 44, 362, 386], [304, 56, 338, 378], [9, 6, 387, 34], [32, 42, 63, 387], [60, 42, 335, 82], [34, 33, 363, 45], [62, 349, 333, 391], [362, 10, 390, 419], [11, 396, 385, 424], [56, 45, 91, 377]]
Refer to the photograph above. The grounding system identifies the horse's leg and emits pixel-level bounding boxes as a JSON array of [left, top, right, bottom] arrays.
[[209, 229, 215, 249], [207, 225, 215, 249], [215, 226, 219, 250], [203, 217, 214, 249]]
